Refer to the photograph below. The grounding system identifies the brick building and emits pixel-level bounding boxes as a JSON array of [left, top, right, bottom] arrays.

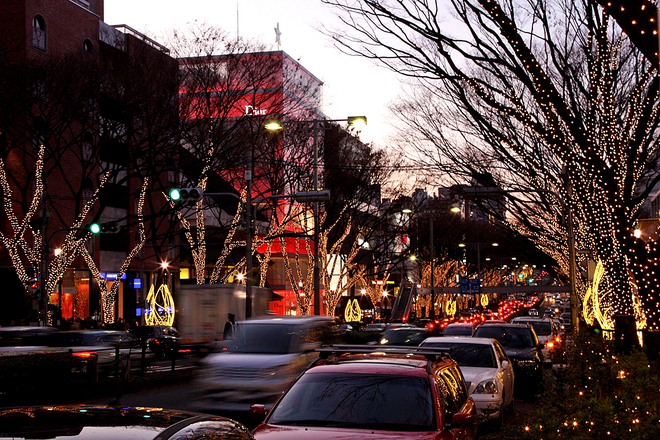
[[0, 0, 179, 325]]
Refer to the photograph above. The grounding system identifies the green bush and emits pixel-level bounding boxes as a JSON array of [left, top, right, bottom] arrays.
[[486, 332, 660, 440]]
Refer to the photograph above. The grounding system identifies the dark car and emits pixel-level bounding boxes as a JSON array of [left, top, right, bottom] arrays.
[[472, 323, 544, 398], [0, 405, 254, 440], [377, 327, 429, 346], [129, 325, 182, 359], [251, 345, 478, 440]]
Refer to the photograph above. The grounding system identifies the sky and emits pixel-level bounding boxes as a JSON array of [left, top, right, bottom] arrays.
[[103, 0, 404, 147]]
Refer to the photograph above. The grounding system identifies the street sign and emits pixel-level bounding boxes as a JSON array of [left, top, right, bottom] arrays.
[[460, 278, 480, 295]]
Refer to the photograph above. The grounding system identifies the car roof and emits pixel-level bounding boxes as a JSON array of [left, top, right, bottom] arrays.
[[240, 315, 335, 325], [445, 323, 474, 327], [512, 317, 552, 322], [0, 406, 251, 440], [422, 336, 496, 345], [312, 345, 455, 377]]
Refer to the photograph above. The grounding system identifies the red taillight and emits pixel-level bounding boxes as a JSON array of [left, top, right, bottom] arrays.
[[72, 351, 94, 358], [178, 349, 191, 353]]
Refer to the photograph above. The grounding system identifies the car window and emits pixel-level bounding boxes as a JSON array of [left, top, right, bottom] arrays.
[[268, 372, 436, 431], [474, 326, 535, 347], [229, 323, 297, 354], [493, 341, 509, 363], [422, 342, 496, 368]]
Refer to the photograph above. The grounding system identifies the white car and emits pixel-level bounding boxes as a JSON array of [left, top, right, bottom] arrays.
[[420, 336, 515, 424]]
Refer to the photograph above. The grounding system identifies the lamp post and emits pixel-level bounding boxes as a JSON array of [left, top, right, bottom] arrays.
[[266, 116, 367, 315]]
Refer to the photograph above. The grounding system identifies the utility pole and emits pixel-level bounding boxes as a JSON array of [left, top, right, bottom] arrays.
[[245, 149, 253, 319]]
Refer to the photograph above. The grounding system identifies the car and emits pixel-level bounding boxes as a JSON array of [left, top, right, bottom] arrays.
[[528, 308, 539, 316], [420, 336, 515, 425], [0, 405, 255, 440], [442, 323, 475, 336], [362, 322, 388, 332], [377, 327, 429, 346], [195, 315, 343, 412], [251, 345, 478, 440], [472, 323, 544, 399], [0, 326, 60, 357], [511, 317, 562, 363], [40, 330, 151, 377], [129, 325, 182, 359]]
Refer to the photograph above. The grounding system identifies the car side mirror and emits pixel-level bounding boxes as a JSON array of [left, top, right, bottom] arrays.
[[450, 412, 476, 428], [501, 360, 509, 369], [249, 404, 267, 416]]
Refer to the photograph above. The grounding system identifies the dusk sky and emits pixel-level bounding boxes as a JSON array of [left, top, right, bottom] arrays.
[[104, 0, 405, 147]]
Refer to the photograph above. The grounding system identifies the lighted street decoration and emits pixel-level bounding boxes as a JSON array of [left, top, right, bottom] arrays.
[[145, 284, 175, 326], [344, 298, 361, 322]]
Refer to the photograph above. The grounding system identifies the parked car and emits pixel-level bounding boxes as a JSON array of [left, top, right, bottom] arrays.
[[528, 308, 539, 316], [195, 315, 343, 412], [377, 327, 429, 346], [0, 405, 255, 440], [251, 345, 478, 439], [129, 325, 182, 359], [420, 336, 515, 425], [442, 323, 475, 336], [511, 317, 561, 363], [472, 323, 544, 399]]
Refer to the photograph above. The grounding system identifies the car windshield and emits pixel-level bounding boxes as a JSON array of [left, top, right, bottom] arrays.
[[442, 326, 472, 336], [527, 322, 552, 336], [474, 326, 535, 347], [267, 372, 435, 431], [381, 330, 426, 345], [228, 323, 299, 354], [422, 342, 496, 368]]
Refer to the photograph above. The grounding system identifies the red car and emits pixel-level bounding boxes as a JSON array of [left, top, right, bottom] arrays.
[[251, 345, 478, 440]]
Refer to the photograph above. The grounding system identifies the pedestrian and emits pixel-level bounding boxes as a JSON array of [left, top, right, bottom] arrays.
[[223, 313, 236, 339]]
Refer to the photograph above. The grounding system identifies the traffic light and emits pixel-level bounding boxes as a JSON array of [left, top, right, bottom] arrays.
[[27, 278, 41, 299], [169, 187, 203, 204], [89, 223, 120, 234]]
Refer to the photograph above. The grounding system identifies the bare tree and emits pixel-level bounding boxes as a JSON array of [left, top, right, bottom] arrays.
[[322, 0, 660, 331]]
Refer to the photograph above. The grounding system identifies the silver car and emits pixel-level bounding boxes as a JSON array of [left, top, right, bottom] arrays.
[[195, 315, 342, 412]]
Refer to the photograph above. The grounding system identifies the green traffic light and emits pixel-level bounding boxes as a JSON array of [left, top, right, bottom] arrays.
[[90, 223, 101, 234], [169, 188, 181, 201]]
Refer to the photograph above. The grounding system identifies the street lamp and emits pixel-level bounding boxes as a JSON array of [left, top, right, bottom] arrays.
[[459, 242, 499, 281], [266, 115, 367, 315]]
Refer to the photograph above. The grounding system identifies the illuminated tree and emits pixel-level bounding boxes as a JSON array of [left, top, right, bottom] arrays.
[[323, 0, 660, 330]]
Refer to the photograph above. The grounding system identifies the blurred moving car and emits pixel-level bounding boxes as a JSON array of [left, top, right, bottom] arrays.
[[511, 317, 561, 363], [377, 327, 429, 346], [0, 326, 60, 357], [195, 315, 342, 412], [362, 323, 388, 332], [442, 323, 475, 336], [472, 323, 544, 399], [0, 406, 255, 440], [41, 330, 149, 376], [420, 336, 515, 424], [251, 345, 478, 439], [129, 325, 182, 359]]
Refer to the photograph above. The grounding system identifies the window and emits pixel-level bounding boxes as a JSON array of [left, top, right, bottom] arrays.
[[32, 15, 46, 51], [83, 39, 94, 55]]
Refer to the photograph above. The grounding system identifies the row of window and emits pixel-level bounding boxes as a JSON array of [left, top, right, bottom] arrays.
[[32, 14, 94, 55]]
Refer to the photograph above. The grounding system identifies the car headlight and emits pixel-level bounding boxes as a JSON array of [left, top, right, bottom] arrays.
[[473, 379, 499, 394]]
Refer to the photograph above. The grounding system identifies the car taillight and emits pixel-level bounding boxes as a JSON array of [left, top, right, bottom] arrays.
[[72, 351, 95, 358]]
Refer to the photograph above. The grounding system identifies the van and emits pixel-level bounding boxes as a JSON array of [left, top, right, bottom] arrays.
[[194, 315, 342, 411]]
